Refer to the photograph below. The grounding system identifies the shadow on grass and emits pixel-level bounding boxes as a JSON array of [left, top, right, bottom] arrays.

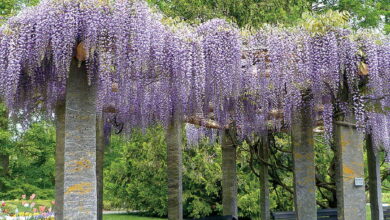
[[103, 213, 166, 220]]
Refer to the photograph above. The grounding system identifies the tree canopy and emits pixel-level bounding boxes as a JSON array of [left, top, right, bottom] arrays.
[[317, 0, 389, 31], [0, 0, 39, 18], [147, 0, 315, 28], [3, 0, 388, 30], [147, 0, 389, 31]]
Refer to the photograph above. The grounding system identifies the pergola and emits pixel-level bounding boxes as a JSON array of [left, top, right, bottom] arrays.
[[0, 0, 389, 220]]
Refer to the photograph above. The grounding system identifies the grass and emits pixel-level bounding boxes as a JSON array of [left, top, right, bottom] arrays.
[[5, 193, 390, 220], [383, 192, 390, 203], [103, 214, 166, 220], [366, 192, 390, 220], [5, 199, 53, 207], [367, 204, 371, 220]]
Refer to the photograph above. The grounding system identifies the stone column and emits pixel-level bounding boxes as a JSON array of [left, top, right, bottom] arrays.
[[55, 102, 65, 220], [64, 58, 97, 219], [335, 117, 365, 220], [259, 134, 270, 220], [96, 114, 105, 220], [366, 133, 383, 220], [291, 100, 317, 220], [221, 128, 238, 217], [166, 111, 183, 220]]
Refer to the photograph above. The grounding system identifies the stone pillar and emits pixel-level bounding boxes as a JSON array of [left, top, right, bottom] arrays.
[[96, 114, 105, 220], [335, 117, 365, 220], [366, 133, 383, 220], [55, 102, 65, 220], [64, 58, 97, 219], [166, 111, 183, 220], [259, 134, 270, 220], [221, 128, 238, 217], [291, 101, 317, 220]]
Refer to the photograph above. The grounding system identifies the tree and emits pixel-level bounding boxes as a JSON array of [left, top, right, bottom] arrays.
[[0, 0, 17, 17], [148, 0, 315, 28], [0, 102, 12, 192], [0, 116, 56, 200], [148, 0, 388, 31], [315, 0, 389, 31], [1, 0, 40, 18]]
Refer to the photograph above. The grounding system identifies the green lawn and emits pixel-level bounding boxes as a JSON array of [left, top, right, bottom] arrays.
[[103, 214, 166, 220], [5, 194, 390, 220], [366, 192, 390, 220], [367, 204, 371, 220]]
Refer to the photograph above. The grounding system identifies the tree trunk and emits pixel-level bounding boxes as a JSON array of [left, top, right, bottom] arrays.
[[259, 134, 270, 220], [366, 133, 383, 220], [0, 154, 9, 192], [334, 116, 365, 220], [96, 113, 105, 220], [64, 58, 97, 219], [328, 140, 338, 208], [166, 112, 183, 220], [221, 128, 238, 217], [0, 154, 9, 176], [55, 102, 65, 220], [291, 101, 317, 220]]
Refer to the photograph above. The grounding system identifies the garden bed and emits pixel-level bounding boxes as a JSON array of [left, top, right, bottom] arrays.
[[0, 195, 54, 220]]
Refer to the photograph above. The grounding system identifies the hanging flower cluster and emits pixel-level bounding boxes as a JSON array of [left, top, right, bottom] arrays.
[[0, 0, 206, 128], [0, 0, 389, 157], [360, 34, 390, 160], [245, 28, 390, 158], [197, 19, 242, 126]]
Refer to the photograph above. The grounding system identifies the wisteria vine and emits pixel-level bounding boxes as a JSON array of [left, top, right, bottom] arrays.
[[0, 0, 389, 159]]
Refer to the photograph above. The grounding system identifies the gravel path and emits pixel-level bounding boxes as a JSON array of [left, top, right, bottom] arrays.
[[103, 210, 137, 215]]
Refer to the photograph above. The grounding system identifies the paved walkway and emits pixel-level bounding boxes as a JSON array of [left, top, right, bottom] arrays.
[[103, 210, 133, 215]]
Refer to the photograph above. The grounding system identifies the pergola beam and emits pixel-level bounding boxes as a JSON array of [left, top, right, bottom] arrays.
[[183, 115, 325, 134]]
